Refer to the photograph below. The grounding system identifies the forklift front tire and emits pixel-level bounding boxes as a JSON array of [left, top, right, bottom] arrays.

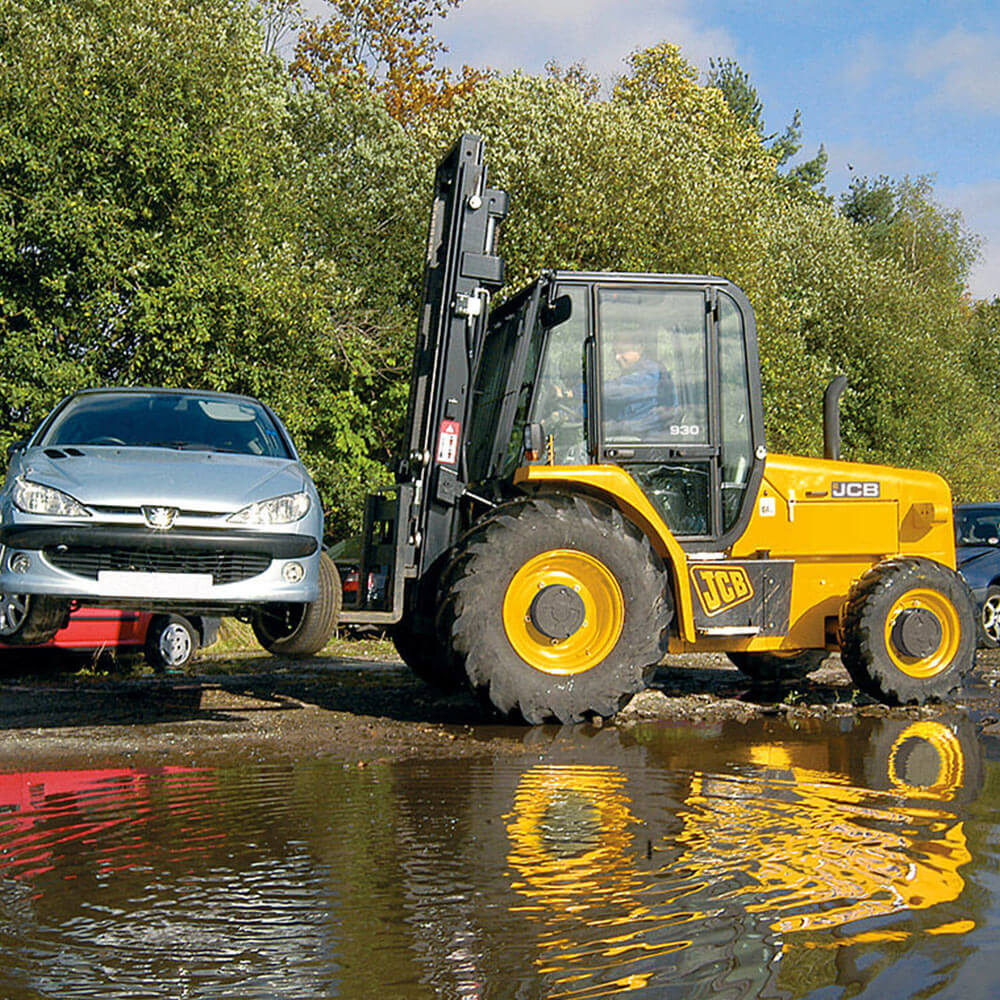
[[438, 494, 672, 724], [391, 619, 464, 690], [839, 557, 975, 704], [252, 552, 341, 658]]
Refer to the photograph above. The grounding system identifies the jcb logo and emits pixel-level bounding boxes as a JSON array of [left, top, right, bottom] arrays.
[[831, 480, 880, 499], [691, 566, 754, 617]]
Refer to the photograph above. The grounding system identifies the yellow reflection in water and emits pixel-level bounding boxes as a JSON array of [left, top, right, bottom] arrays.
[[504, 720, 974, 997], [678, 720, 971, 936], [506, 764, 693, 996]]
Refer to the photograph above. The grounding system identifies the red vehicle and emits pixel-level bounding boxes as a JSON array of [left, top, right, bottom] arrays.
[[0, 598, 213, 670]]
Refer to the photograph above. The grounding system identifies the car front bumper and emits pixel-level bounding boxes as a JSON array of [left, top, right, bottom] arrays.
[[0, 522, 321, 610]]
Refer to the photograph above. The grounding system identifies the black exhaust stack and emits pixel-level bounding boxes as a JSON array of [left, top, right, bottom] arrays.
[[823, 376, 848, 461]]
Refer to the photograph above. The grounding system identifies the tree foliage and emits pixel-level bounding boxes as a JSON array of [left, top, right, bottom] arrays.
[[1, 0, 997, 551], [841, 174, 980, 292], [707, 57, 828, 199], [423, 48, 995, 492], [290, 0, 486, 122], [0, 0, 425, 536]]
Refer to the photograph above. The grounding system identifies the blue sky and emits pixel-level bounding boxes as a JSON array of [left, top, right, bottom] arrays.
[[303, 0, 1000, 299]]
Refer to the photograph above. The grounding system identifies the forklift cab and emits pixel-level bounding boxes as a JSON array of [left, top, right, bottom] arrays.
[[469, 272, 767, 551]]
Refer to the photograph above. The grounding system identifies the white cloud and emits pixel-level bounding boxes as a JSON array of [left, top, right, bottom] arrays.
[[907, 29, 1000, 113], [434, 0, 738, 81]]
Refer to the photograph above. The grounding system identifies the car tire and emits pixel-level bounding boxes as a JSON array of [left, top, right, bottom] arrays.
[[145, 614, 198, 672], [726, 649, 828, 684], [437, 494, 672, 724], [252, 552, 341, 658], [840, 557, 975, 704], [0, 592, 69, 645], [979, 585, 1000, 648]]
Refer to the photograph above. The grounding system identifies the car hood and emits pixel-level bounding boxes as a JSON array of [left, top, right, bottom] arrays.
[[14, 446, 310, 513]]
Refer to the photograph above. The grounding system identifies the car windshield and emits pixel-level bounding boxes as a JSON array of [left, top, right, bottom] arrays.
[[39, 392, 292, 459], [955, 506, 1000, 546]]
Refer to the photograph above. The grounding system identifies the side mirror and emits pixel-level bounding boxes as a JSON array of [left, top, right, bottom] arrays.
[[541, 295, 572, 328], [523, 422, 546, 462], [6, 439, 27, 460]]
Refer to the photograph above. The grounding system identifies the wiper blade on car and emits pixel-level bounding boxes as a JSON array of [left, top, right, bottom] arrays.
[[145, 441, 213, 451]]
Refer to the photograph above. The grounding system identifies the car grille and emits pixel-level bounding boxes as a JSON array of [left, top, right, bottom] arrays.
[[44, 547, 271, 584]]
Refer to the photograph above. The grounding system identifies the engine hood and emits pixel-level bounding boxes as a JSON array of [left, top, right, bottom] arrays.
[[15, 446, 310, 513]]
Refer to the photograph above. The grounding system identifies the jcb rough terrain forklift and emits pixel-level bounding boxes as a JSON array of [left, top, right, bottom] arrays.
[[336, 134, 976, 723]]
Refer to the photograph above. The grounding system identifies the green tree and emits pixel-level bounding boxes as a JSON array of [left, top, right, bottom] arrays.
[[421, 47, 999, 495], [841, 174, 980, 293], [707, 57, 827, 198], [0, 0, 427, 536]]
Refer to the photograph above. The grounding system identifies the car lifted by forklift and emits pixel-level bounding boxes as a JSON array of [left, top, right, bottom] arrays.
[[337, 133, 976, 723]]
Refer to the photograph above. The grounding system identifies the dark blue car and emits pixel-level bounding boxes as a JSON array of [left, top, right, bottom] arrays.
[[955, 502, 1000, 647]]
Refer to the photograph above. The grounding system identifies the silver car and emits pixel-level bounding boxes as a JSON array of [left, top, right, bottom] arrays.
[[0, 388, 339, 656]]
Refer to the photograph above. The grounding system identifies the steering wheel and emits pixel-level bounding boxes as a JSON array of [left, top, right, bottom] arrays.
[[88, 436, 126, 446]]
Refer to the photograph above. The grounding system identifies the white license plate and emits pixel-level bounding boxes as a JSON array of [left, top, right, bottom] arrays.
[[97, 571, 214, 597]]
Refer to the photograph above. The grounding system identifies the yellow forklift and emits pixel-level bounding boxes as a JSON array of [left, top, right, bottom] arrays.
[[337, 134, 975, 723]]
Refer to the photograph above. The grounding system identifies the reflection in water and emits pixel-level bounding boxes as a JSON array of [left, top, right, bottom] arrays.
[[0, 715, 988, 1000], [503, 719, 978, 998], [0, 767, 220, 879]]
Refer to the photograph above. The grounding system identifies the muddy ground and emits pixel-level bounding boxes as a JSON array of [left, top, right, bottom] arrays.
[[2, 642, 999, 769]]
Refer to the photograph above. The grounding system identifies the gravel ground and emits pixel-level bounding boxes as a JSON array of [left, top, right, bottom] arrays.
[[1, 642, 998, 770]]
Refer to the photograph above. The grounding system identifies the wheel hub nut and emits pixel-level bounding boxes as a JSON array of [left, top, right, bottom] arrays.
[[891, 607, 943, 659], [529, 584, 586, 640]]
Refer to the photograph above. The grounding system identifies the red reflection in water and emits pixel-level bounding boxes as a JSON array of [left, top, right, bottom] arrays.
[[0, 766, 221, 880]]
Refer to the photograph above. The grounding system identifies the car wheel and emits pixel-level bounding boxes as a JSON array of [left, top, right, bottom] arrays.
[[726, 649, 828, 684], [252, 552, 341, 658], [840, 557, 975, 704], [0, 592, 69, 645], [437, 494, 672, 724], [145, 614, 198, 672], [979, 585, 1000, 648]]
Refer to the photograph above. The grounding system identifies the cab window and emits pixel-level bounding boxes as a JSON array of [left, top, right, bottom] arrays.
[[598, 287, 707, 444], [526, 286, 589, 464], [718, 293, 754, 531]]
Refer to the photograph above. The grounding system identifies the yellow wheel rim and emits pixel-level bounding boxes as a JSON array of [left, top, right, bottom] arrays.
[[883, 588, 961, 678], [887, 721, 965, 797], [502, 549, 624, 675]]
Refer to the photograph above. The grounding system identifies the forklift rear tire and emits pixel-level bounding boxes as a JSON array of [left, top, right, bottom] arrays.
[[0, 592, 69, 645], [727, 649, 827, 684], [252, 552, 341, 658], [839, 557, 975, 704], [437, 494, 672, 724]]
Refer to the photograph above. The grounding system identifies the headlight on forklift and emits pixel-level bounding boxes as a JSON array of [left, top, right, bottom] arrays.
[[228, 491, 311, 526], [13, 478, 90, 517]]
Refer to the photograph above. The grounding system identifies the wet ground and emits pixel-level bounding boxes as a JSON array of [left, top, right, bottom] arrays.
[[0, 647, 999, 998], [0, 646, 997, 768]]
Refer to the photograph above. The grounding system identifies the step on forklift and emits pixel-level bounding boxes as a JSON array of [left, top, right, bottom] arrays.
[[336, 133, 976, 723]]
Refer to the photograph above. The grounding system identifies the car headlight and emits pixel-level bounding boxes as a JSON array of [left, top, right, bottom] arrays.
[[13, 478, 90, 517], [228, 491, 311, 525]]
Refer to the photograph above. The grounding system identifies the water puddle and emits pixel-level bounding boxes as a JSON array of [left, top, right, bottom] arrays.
[[0, 713, 996, 998]]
